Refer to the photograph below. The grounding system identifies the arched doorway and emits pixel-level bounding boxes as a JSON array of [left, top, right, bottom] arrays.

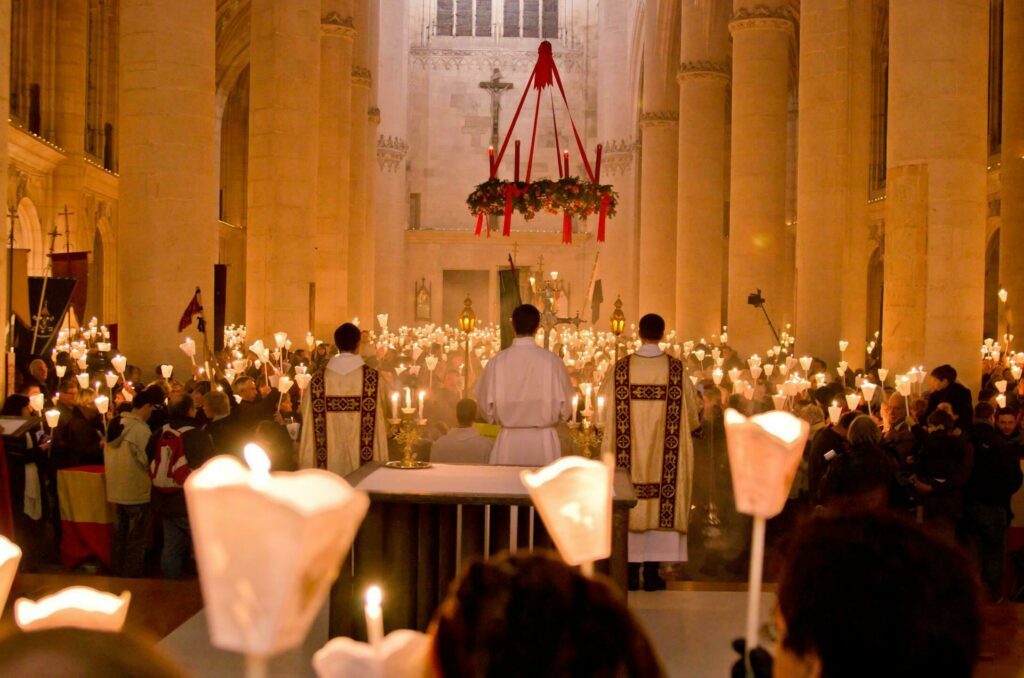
[[984, 228, 1000, 339], [12, 197, 44, 276], [866, 246, 884, 367]]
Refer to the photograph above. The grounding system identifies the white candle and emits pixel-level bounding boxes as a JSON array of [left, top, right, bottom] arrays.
[[596, 395, 605, 423], [44, 409, 60, 430], [365, 586, 384, 650], [828, 401, 842, 426], [417, 390, 426, 420], [390, 392, 399, 421], [404, 387, 412, 410], [571, 395, 579, 424]]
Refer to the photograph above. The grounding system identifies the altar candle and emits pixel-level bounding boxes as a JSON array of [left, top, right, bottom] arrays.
[[514, 140, 521, 182], [417, 390, 426, 420], [596, 395, 605, 423], [365, 586, 384, 650], [595, 143, 603, 183], [488, 146, 495, 176], [563, 150, 569, 177], [404, 387, 412, 410], [572, 395, 579, 424], [391, 392, 399, 420]]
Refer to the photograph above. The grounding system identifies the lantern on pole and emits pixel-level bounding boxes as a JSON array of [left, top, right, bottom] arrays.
[[458, 296, 477, 398], [609, 295, 626, 363]]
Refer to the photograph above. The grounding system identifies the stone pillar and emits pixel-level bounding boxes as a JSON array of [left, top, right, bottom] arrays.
[[0, 0, 9, 390], [316, 4, 354, 337], [675, 0, 730, 339], [51, 0, 88, 253], [1001, 0, 1024, 340], [246, 0, 320, 340], [346, 0, 371, 324], [726, 2, 794, 358], [882, 0, 988, 386], [637, 0, 679, 326], [118, 0, 217, 373], [795, 0, 872, 365], [374, 0, 409, 324]]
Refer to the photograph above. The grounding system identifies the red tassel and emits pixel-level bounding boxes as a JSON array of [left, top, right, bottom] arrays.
[[503, 187, 514, 237], [534, 41, 555, 91], [475, 212, 484, 236], [562, 212, 572, 244], [597, 194, 611, 243]]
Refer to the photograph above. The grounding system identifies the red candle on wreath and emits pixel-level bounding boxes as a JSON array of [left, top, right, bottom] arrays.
[[563, 150, 569, 178], [595, 143, 603, 183], [488, 146, 495, 177], [515, 140, 521, 183]]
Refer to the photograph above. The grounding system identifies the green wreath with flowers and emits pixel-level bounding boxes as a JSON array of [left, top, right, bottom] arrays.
[[467, 178, 618, 221]]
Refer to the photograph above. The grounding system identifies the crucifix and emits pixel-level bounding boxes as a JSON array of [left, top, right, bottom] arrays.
[[480, 69, 514, 233]]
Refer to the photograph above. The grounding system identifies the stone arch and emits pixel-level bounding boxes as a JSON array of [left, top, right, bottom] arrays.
[[984, 227, 1000, 340], [12, 196, 45, 276]]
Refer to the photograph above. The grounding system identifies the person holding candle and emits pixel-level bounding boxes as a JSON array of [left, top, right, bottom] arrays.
[[104, 386, 165, 577], [474, 305, 574, 466], [50, 388, 105, 470], [598, 313, 701, 591], [298, 323, 389, 476]]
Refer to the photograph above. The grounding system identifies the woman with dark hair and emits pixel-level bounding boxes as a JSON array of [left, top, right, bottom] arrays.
[[431, 552, 664, 678], [819, 415, 897, 509]]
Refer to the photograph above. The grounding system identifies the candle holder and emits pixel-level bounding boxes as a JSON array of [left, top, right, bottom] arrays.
[[387, 409, 431, 470], [568, 417, 604, 459]]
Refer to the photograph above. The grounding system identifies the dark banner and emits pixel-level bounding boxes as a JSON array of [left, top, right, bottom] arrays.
[[49, 252, 89, 321], [22, 276, 77, 356], [498, 269, 522, 350]]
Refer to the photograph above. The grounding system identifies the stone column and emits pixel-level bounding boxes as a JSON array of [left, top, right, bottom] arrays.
[[246, 0, 320, 340], [316, 4, 354, 337], [118, 0, 217, 373], [0, 0, 9, 390], [882, 0, 988, 387], [374, 0, 409, 324], [675, 0, 730, 339], [1001, 0, 1024, 340], [637, 0, 679, 326], [346, 0, 371, 323], [795, 0, 872, 365], [51, 0, 88, 252], [726, 2, 794, 358]]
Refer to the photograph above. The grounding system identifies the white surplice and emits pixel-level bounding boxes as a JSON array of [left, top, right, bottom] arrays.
[[474, 336, 574, 466], [299, 353, 389, 477]]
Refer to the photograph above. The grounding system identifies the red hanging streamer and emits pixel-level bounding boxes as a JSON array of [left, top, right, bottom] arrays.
[[597, 194, 611, 243], [534, 41, 555, 91], [475, 212, 484, 236], [562, 212, 573, 244]]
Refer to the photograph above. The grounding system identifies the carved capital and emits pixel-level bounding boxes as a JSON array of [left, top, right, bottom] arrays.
[[322, 12, 356, 39], [352, 65, 373, 88], [677, 59, 731, 84], [729, 5, 795, 35], [639, 111, 679, 128], [377, 135, 409, 172], [368, 106, 381, 124]]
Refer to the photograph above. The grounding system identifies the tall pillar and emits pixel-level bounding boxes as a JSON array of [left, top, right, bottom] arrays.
[[118, 0, 217, 373], [346, 0, 371, 323], [882, 0, 988, 386], [726, 2, 794, 358], [316, 4, 354, 337], [795, 0, 872, 365], [246, 0, 320, 340], [374, 0, 409, 324], [1001, 0, 1024, 338], [675, 0, 730, 339], [0, 0, 10, 389], [637, 0, 679, 326], [51, 0, 88, 252]]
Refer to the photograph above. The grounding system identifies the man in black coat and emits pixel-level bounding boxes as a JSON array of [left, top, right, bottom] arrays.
[[925, 364, 974, 436], [966, 402, 1024, 600], [808, 411, 858, 503]]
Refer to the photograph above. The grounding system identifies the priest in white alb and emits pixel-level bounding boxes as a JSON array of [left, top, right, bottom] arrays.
[[475, 304, 574, 466], [299, 323, 389, 476], [599, 313, 701, 591]]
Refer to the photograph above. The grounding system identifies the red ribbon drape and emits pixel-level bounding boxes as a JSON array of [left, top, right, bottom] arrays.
[[597, 194, 611, 243], [475, 212, 484, 236]]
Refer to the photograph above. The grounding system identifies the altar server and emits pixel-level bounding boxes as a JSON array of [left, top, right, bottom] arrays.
[[475, 304, 574, 466]]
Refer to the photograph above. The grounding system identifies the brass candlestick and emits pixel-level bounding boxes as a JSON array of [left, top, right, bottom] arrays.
[[568, 418, 604, 459], [386, 409, 431, 470]]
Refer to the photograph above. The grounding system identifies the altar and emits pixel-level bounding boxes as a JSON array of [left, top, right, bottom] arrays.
[[329, 462, 637, 640]]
